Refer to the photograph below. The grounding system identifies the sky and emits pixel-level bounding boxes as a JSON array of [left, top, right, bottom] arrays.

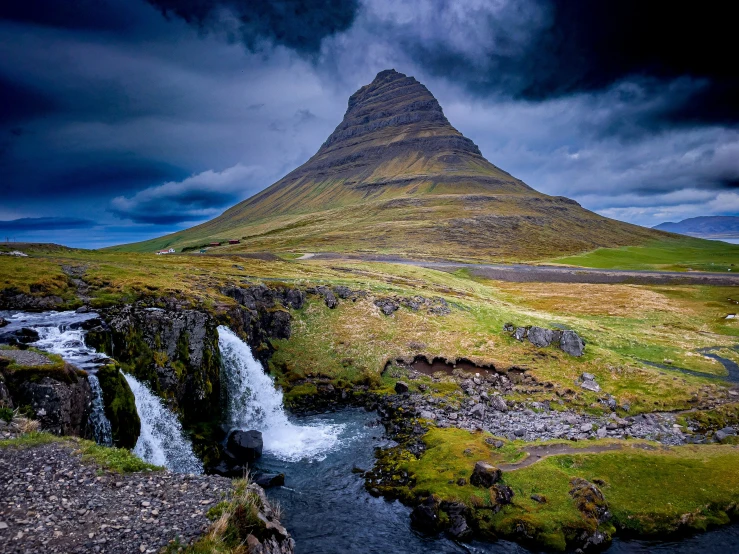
[[1, 0, 737, 248]]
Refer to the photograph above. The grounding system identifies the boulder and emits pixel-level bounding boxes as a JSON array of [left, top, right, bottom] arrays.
[[315, 286, 338, 309], [502, 322, 514, 332], [227, 429, 264, 462], [560, 330, 585, 357], [254, 473, 285, 488], [211, 461, 247, 478], [441, 501, 471, 539], [491, 484, 515, 506], [333, 285, 354, 299], [489, 395, 508, 412], [0, 317, 8, 328], [470, 403, 485, 418], [513, 327, 527, 341], [530, 494, 547, 504], [580, 379, 601, 393], [527, 326, 554, 347], [374, 298, 400, 316], [410, 496, 440, 532], [470, 461, 501, 488], [394, 381, 409, 394], [0, 327, 40, 346]]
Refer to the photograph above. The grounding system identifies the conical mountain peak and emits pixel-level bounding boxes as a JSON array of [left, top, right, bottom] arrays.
[[125, 69, 662, 261]]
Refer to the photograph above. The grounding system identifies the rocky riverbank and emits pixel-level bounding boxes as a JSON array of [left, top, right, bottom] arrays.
[[0, 429, 293, 554]]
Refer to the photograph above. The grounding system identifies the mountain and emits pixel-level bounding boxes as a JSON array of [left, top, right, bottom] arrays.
[[654, 216, 739, 238], [117, 69, 665, 261]]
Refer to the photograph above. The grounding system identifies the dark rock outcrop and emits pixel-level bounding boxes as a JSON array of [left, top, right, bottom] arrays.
[[560, 330, 585, 357], [374, 298, 400, 316], [227, 429, 263, 462], [311, 285, 338, 309], [470, 461, 501, 488], [95, 363, 141, 448], [394, 381, 409, 394], [0, 288, 64, 311], [254, 472, 285, 488], [6, 364, 93, 438], [410, 496, 441, 532], [0, 317, 8, 328], [506, 324, 585, 357], [85, 305, 221, 424]]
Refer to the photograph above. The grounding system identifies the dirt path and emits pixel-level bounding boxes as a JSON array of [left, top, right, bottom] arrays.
[[301, 253, 739, 286], [499, 442, 660, 471]]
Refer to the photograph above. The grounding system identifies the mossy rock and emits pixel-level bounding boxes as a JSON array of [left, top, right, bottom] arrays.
[[96, 364, 141, 449]]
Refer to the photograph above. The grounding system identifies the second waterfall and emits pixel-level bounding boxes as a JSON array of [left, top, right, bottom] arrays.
[[218, 326, 342, 461]]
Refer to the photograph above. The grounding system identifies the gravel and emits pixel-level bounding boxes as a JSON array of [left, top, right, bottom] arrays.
[[0, 441, 232, 553]]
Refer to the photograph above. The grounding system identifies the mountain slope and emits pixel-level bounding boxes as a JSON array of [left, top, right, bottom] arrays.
[[654, 216, 739, 238], [115, 69, 666, 261]]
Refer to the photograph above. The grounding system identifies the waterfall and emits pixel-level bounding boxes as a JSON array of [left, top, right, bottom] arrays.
[[86, 374, 113, 446], [4, 310, 114, 446], [123, 373, 203, 474], [218, 325, 342, 462]]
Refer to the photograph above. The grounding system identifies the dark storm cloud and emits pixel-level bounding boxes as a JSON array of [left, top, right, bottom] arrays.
[[0, 0, 138, 31], [0, 217, 96, 232], [0, 76, 58, 124], [385, 0, 738, 129], [146, 0, 359, 53]]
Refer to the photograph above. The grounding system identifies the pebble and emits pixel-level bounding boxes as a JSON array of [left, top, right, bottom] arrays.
[[0, 442, 232, 553]]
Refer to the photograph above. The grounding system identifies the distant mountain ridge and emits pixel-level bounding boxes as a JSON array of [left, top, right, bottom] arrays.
[[654, 216, 739, 238], [115, 69, 666, 261]]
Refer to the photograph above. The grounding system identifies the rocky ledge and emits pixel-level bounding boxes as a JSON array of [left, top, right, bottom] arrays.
[[0, 435, 293, 554]]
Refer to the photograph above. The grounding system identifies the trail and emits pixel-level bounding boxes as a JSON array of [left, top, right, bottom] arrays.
[[299, 253, 739, 286], [499, 442, 660, 471]]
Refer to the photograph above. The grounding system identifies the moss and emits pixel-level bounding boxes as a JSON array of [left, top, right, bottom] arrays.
[[0, 431, 160, 473], [96, 363, 141, 449], [0, 406, 13, 423]]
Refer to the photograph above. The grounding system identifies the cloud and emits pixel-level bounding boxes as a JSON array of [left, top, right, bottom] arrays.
[[110, 163, 264, 224], [0, 217, 97, 231], [146, 0, 359, 54]]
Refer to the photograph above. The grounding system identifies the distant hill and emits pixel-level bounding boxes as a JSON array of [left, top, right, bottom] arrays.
[[115, 69, 666, 261], [654, 216, 739, 238]]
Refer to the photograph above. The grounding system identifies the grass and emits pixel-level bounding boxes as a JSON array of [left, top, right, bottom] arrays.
[[2, 246, 736, 414], [0, 431, 161, 473], [391, 427, 739, 550], [554, 237, 739, 272], [166, 478, 282, 554]]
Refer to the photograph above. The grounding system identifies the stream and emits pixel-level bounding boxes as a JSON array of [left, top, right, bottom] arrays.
[[2, 310, 738, 552]]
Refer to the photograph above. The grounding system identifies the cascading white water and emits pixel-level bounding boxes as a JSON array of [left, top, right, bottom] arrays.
[[2, 310, 113, 446], [123, 372, 203, 474], [218, 325, 342, 461]]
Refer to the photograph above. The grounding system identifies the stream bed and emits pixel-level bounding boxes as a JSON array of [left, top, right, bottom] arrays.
[[259, 408, 739, 554]]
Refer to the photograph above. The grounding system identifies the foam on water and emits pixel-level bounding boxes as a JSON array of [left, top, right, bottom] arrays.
[[123, 372, 203, 474], [218, 325, 343, 462]]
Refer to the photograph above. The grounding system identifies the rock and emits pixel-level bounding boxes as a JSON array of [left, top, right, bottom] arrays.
[[513, 327, 527, 341], [211, 461, 247, 478], [315, 286, 338, 309], [569, 478, 609, 523], [0, 380, 12, 408], [394, 381, 409, 394], [503, 322, 514, 332], [333, 285, 354, 299], [9, 366, 93, 438], [410, 496, 440, 532], [489, 395, 508, 412], [253, 473, 285, 488], [530, 494, 547, 503], [470, 461, 501, 488], [491, 484, 515, 506], [0, 327, 40, 346], [419, 410, 436, 420], [441, 501, 471, 539], [0, 317, 8, 328], [95, 364, 141, 449], [374, 298, 400, 316], [580, 379, 601, 393], [596, 427, 608, 439], [560, 330, 585, 357], [514, 428, 526, 437], [470, 403, 485, 418], [580, 423, 593, 433], [527, 326, 554, 347], [581, 372, 596, 381], [227, 430, 263, 462]]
